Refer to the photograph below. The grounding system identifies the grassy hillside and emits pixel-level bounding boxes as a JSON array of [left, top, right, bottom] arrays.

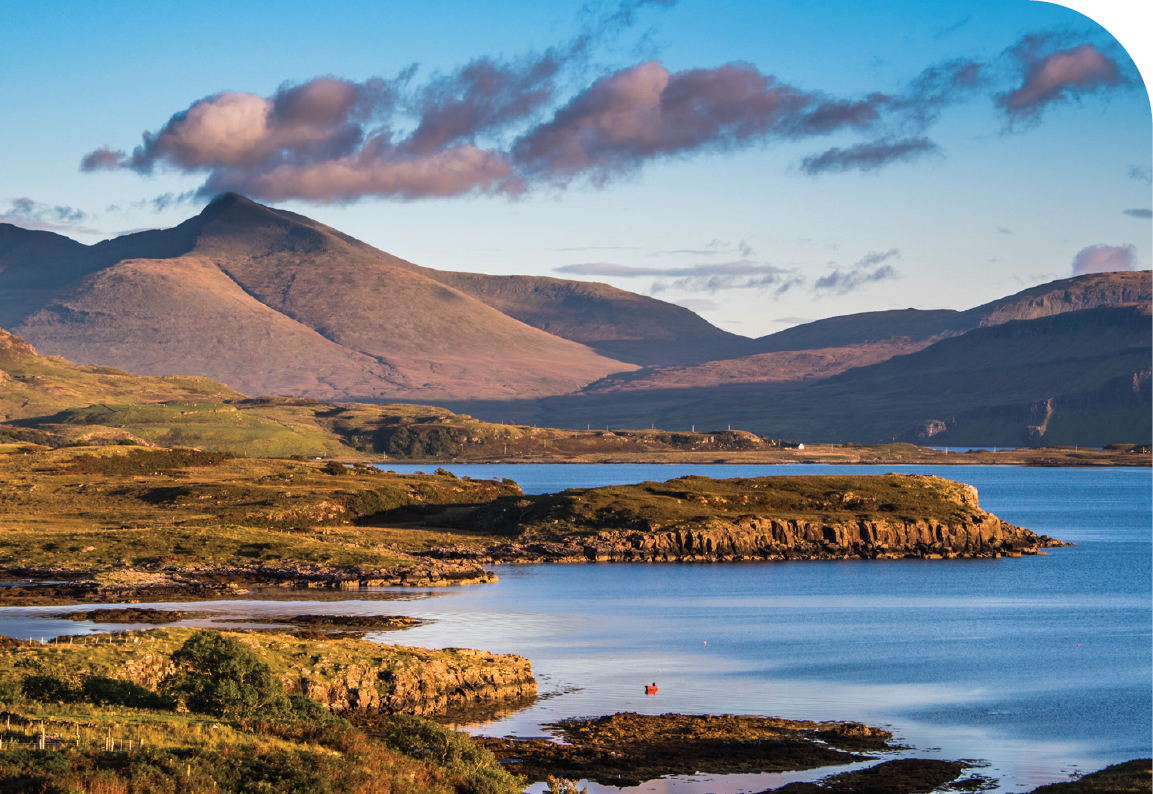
[[0, 445, 522, 573], [0, 329, 243, 423], [457, 473, 997, 542]]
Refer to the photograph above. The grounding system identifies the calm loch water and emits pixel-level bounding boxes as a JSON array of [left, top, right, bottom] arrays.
[[3, 464, 1149, 793]]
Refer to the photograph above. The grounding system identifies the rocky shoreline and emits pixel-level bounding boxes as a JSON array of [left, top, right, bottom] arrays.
[[0, 558, 496, 606], [475, 712, 995, 792]]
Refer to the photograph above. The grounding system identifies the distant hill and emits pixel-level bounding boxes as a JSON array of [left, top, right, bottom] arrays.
[[747, 271, 1150, 353], [506, 303, 1151, 446], [567, 271, 1152, 395], [0, 327, 241, 423]]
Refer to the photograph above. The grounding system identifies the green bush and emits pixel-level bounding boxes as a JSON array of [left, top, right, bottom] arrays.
[[349, 486, 415, 518], [371, 713, 525, 794], [164, 631, 289, 719], [20, 674, 76, 703], [81, 675, 170, 709], [374, 425, 462, 458]]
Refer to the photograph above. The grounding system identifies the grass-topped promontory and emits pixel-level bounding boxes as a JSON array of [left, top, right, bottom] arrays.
[[459, 474, 989, 541]]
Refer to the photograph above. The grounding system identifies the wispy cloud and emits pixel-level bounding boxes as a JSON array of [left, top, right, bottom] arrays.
[[555, 245, 644, 252], [1128, 165, 1152, 184], [934, 16, 972, 39], [801, 137, 939, 175], [650, 239, 751, 257], [673, 297, 719, 312], [0, 197, 94, 233], [813, 249, 901, 294], [1122, 208, 1152, 219], [556, 260, 802, 294], [1071, 244, 1137, 275], [131, 191, 198, 213]]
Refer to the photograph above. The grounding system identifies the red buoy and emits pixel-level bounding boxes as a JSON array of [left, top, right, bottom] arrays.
[[645, 684, 658, 695]]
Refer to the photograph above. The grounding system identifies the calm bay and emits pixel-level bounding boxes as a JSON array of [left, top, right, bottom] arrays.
[[3, 464, 1149, 793]]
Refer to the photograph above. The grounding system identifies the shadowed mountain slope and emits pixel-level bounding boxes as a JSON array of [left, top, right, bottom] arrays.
[[506, 303, 1151, 446], [395, 269, 749, 365]]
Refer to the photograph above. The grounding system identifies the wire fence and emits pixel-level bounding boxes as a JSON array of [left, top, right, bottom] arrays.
[[0, 724, 148, 753]]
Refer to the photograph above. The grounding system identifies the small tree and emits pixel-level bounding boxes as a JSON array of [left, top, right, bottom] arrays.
[[164, 631, 288, 719]]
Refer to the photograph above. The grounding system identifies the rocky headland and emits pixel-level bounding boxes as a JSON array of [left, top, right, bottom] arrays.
[[423, 473, 1069, 564], [1, 627, 536, 719]]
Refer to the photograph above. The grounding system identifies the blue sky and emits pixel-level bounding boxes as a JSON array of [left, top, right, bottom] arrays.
[[1, 0, 1148, 338]]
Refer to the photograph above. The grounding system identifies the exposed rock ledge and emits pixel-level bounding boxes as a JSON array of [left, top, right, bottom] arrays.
[[289, 645, 537, 716], [428, 517, 1065, 564]]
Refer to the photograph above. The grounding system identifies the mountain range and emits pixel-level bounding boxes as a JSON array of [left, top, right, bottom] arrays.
[[0, 194, 1148, 445]]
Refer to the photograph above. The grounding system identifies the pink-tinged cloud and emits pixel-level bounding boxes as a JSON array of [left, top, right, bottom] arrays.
[[513, 61, 813, 180], [1000, 43, 1123, 120], [202, 145, 515, 202], [1071, 244, 1137, 276], [400, 55, 564, 156], [86, 78, 384, 174], [76, 22, 1119, 203]]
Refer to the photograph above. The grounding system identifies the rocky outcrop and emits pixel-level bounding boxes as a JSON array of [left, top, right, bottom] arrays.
[[288, 645, 537, 717]]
